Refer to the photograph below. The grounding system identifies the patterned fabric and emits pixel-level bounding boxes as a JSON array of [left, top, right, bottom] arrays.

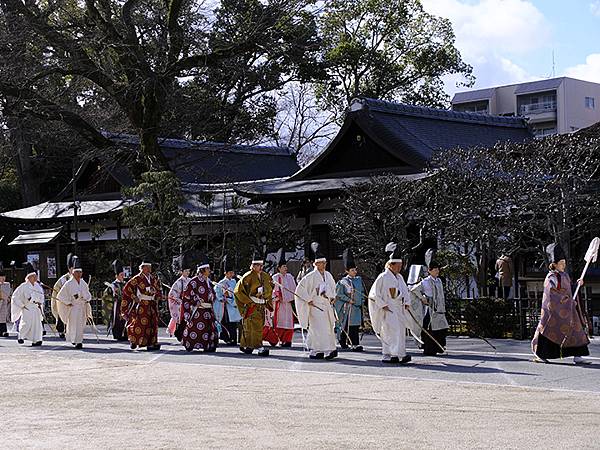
[[121, 272, 162, 348], [532, 270, 589, 357], [181, 275, 218, 351]]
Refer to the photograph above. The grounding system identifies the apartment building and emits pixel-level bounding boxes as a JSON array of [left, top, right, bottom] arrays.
[[451, 77, 600, 137]]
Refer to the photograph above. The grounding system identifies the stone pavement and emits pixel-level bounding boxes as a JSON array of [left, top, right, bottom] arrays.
[[1, 328, 599, 449]]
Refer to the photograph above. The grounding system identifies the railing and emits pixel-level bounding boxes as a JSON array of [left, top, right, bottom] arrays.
[[519, 101, 557, 115]]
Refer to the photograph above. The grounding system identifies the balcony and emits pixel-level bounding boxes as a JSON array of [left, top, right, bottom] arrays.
[[519, 101, 556, 115]]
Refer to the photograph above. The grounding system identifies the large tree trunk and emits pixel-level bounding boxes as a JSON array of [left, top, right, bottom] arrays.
[[127, 81, 171, 173], [6, 114, 41, 206]]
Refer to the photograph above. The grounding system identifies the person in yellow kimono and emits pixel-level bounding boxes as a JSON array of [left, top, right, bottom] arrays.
[[234, 251, 273, 356]]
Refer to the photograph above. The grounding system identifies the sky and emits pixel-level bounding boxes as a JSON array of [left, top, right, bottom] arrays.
[[420, 0, 600, 96]]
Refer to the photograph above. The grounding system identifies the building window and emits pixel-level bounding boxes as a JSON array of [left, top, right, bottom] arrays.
[[518, 92, 557, 115], [585, 97, 595, 109], [533, 127, 557, 138]]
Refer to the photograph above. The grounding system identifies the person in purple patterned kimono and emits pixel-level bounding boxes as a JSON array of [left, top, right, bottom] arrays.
[[180, 255, 218, 353], [532, 243, 591, 365]]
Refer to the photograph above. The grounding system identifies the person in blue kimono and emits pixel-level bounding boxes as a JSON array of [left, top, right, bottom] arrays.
[[335, 248, 365, 352], [214, 255, 242, 345]]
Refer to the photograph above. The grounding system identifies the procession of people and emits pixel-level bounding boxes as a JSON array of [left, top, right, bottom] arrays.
[[0, 239, 594, 366]]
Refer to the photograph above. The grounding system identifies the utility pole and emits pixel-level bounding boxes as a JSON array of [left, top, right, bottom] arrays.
[[72, 161, 79, 254]]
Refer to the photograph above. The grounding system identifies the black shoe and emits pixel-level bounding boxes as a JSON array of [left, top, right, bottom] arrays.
[[75, 343, 83, 349], [2, 332, 9, 338], [59, 333, 66, 340], [281, 342, 292, 348], [204, 347, 217, 353], [352, 346, 364, 352], [130, 343, 137, 350], [309, 352, 325, 360], [18, 339, 24, 344], [325, 350, 338, 360], [389, 356, 400, 363], [42, 330, 47, 336], [147, 344, 161, 351], [240, 347, 254, 354], [399, 355, 412, 364], [257, 347, 270, 357], [72, 343, 77, 346], [186, 346, 193, 352], [340, 343, 349, 349], [32, 341, 42, 347]]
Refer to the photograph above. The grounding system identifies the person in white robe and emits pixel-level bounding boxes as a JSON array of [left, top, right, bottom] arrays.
[[368, 242, 412, 364], [0, 271, 12, 337], [168, 252, 193, 338], [52, 253, 75, 339], [56, 256, 92, 349], [11, 263, 44, 346], [294, 242, 338, 360]]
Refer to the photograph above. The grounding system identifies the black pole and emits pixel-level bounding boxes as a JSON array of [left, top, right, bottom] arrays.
[[72, 161, 79, 254]]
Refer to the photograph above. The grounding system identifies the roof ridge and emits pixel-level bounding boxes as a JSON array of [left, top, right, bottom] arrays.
[[351, 98, 528, 128], [102, 132, 295, 156]]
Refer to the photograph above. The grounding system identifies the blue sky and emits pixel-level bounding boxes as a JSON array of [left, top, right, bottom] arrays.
[[421, 0, 600, 94]]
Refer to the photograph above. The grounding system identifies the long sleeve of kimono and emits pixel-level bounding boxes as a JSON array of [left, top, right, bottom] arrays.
[[294, 274, 312, 329], [272, 274, 283, 301], [234, 275, 252, 306], [336, 280, 351, 304], [372, 275, 389, 309], [57, 282, 73, 305], [354, 279, 364, 307], [121, 278, 138, 318], [214, 282, 227, 303]]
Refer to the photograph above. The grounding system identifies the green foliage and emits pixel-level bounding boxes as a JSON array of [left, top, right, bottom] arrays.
[[120, 171, 194, 284], [316, 0, 473, 119], [462, 298, 517, 339]]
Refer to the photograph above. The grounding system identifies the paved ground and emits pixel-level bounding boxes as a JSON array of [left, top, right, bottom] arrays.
[[2, 328, 600, 449]]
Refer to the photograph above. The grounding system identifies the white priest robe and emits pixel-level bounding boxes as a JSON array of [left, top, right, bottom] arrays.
[[11, 281, 44, 343], [295, 268, 337, 354], [57, 277, 92, 344], [368, 268, 409, 358]]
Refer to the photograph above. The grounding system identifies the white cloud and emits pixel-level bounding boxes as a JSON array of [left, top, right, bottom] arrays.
[[421, 0, 550, 94], [591, 1, 600, 17], [564, 53, 600, 83]]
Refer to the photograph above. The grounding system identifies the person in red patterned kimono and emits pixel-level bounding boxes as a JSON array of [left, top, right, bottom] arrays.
[[121, 260, 163, 351], [532, 243, 591, 365], [180, 255, 219, 353]]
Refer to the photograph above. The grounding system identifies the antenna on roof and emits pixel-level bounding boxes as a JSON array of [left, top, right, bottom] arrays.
[[550, 50, 556, 78]]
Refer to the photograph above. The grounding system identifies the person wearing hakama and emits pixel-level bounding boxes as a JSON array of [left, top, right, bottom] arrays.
[[180, 256, 219, 352], [295, 242, 338, 360], [56, 256, 92, 349], [102, 260, 128, 341], [532, 243, 591, 365], [52, 253, 75, 339], [11, 263, 44, 346], [368, 243, 412, 364], [263, 248, 295, 347], [214, 256, 241, 345], [168, 253, 193, 339], [234, 251, 273, 356], [410, 257, 448, 356], [0, 271, 12, 337], [335, 249, 364, 352], [121, 260, 162, 351]]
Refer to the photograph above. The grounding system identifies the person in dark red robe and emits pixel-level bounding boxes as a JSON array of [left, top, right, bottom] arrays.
[[121, 260, 162, 351], [180, 256, 219, 353]]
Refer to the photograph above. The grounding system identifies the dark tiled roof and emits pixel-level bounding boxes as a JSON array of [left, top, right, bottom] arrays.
[[236, 173, 430, 200], [452, 88, 496, 104], [293, 98, 533, 178], [106, 133, 300, 184], [514, 77, 564, 94]]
